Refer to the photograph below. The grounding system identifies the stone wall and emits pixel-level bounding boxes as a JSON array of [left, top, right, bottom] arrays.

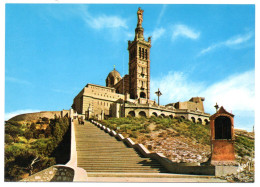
[[72, 83, 124, 117], [21, 165, 74, 182]]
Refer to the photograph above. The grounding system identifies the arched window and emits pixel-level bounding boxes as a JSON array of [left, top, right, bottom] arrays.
[[191, 117, 196, 123], [128, 111, 135, 117], [140, 92, 146, 98], [152, 112, 158, 117], [160, 113, 166, 118], [110, 77, 114, 85], [139, 111, 146, 117]]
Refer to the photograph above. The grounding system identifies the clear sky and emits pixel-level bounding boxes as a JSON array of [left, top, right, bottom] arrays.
[[5, 4, 255, 131]]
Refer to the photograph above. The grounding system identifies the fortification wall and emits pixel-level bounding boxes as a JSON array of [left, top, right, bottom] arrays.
[[9, 111, 62, 121]]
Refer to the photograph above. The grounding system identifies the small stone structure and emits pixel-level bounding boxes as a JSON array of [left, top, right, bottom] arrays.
[[210, 106, 236, 165]]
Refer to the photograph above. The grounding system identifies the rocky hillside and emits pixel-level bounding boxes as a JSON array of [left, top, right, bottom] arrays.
[[101, 117, 254, 165]]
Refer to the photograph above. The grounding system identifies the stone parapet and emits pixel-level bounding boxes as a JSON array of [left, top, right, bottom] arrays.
[[21, 165, 74, 182]]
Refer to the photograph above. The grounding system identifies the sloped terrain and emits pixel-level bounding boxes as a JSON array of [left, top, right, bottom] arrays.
[[101, 117, 254, 166]]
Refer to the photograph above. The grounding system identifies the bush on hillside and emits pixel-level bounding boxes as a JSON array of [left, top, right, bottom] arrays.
[[5, 117, 70, 181]]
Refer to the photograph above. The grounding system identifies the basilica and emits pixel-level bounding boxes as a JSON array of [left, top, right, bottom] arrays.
[[72, 8, 210, 124]]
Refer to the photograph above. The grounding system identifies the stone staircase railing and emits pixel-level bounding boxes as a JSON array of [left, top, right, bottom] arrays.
[[91, 120, 240, 177]]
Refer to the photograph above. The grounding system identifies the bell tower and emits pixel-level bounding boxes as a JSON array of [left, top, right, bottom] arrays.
[[128, 7, 151, 100]]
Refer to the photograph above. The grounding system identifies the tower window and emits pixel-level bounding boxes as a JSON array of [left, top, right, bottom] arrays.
[[139, 47, 141, 58], [145, 49, 147, 59], [142, 48, 144, 59]]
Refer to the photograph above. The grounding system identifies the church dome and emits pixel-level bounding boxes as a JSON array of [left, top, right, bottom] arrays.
[[106, 69, 122, 87], [108, 69, 121, 79]]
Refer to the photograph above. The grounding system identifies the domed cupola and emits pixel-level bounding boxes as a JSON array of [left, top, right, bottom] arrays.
[[106, 67, 122, 87]]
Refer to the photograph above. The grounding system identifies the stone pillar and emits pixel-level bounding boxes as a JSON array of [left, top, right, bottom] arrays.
[[209, 106, 236, 165]]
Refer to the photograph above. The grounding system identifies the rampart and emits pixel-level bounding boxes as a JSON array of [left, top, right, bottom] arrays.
[[9, 110, 70, 121]]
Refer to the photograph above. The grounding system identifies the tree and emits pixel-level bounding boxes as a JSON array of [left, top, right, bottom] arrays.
[[44, 126, 52, 138], [38, 134, 45, 139], [24, 130, 33, 142], [5, 134, 13, 144], [30, 123, 36, 131], [5, 125, 23, 143]]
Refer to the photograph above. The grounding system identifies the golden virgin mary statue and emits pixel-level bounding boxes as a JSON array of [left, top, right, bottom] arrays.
[[137, 7, 144, 26]]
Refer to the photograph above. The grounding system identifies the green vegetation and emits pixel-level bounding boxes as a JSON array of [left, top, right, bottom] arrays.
[[4, 117, 70, 181], [101, 116, 210, 144], [235, 134, 254, 159], [101, 117, 254, 159]]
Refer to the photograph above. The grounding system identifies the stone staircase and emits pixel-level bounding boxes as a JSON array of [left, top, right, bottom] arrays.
[[74, 120, 168, 174]]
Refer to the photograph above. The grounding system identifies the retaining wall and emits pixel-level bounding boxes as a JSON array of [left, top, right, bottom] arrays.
[[21, 165, 74, 182]]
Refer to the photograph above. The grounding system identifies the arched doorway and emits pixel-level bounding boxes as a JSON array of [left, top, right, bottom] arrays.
[[191, 117, 196, 123], [140, 92, 146, 98], [215, 116, 231, 139], [152, 112, 158, 117], [139, 111, 146, 117], [169, 115, 173, 119], [160, 113, 166, 118], [181, 116, 185, 119], [128, 111, 135, 117], [204, 119, 209, 125], [198, 118, 202, 124]]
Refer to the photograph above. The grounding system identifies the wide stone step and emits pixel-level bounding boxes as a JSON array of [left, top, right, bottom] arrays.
[[77, 150, 139, 153], [77, 158, 151, 162], [78, 164, 165, 169], [77, 155, 145, 158], [76, 159, 155, 163], [77, 163, 164, 167], [80, 169, 162, 173], [75, 121, 168, 174], [86, 172, 216, 178]]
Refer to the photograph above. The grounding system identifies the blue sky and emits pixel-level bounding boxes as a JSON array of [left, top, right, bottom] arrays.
[[5, 4, 255, 131]]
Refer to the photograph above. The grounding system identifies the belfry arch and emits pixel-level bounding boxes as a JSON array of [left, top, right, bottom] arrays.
[[140, 92, 146, 98]]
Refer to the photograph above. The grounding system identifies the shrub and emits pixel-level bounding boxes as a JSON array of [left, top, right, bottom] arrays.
[[4, 117, 70, 181], [5, 134, 13, 144], [5, 124, 24, 143], [24, 130, 33, 142], [130, 131, 138, 138]]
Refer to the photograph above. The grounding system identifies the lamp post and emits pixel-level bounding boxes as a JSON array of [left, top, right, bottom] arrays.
[[155, 88, 162, 106], [214, 103, 219, 112]]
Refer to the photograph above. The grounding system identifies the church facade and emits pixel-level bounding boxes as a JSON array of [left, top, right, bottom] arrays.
[[72, 8, 210, 124]]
